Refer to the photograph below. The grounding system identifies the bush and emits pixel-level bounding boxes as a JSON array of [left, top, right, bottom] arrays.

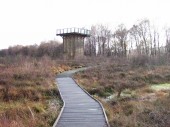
[[131, 55, 149, 67]]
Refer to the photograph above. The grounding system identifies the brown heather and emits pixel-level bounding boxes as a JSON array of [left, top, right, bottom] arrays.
[[0, 56, 71, 127], [74, 62, 170, 127]]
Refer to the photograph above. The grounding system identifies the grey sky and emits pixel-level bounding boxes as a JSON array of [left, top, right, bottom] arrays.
[[0, 0, 170, 49]]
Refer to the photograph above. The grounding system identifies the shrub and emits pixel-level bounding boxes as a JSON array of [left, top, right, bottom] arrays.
[[130, 55, 149, 67]]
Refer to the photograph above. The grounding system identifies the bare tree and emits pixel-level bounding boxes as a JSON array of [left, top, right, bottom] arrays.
[[129, 19, 159, 57], [85, 24, 112, 56], [114, 24, 128, 57], [97, 25, 111, 56], [137, 20, 152, 55], [129, 25, 142, 55], [165, 28, 170, 54], [152, 30, 160, 56]]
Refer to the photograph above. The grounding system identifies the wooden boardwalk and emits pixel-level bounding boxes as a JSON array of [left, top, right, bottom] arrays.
[[53, 68, 109, 127]]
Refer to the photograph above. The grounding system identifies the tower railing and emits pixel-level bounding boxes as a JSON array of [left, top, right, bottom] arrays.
[[56, 28, 90, 36]]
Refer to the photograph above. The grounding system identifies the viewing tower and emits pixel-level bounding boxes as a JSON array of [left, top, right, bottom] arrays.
[[56, 28, 90, 59]]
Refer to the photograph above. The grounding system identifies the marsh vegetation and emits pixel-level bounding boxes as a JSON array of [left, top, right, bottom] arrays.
[[75, 61, 170, 127]]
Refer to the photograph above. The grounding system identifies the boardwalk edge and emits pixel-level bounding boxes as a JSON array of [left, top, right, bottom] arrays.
[[72, 77, 110, 127], [52, 78, 66, 127]]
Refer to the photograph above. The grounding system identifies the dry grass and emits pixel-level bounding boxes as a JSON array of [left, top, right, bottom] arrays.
[[0, 56, 72, 127], [74, 63, 170, 127]]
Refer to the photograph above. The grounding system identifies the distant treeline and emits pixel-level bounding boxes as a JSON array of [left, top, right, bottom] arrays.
[[0, 40, 63, 58], [85, 19, 170, 58]]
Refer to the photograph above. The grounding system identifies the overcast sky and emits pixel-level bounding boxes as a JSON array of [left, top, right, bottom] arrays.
[[0, 0, 170, 49]]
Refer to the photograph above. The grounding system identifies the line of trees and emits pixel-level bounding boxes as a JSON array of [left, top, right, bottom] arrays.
[[85, 19, 170, 59], [0, 40, 63, 58]]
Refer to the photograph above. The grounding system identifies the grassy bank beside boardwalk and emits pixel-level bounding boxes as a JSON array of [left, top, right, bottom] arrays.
[[0, 56, 73, 127]]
